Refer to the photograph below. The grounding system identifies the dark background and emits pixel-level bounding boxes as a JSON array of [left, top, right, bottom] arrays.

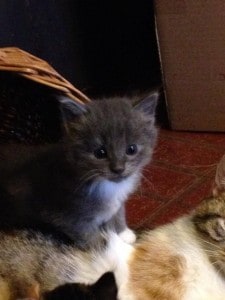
[[0, 0, 167, 124]]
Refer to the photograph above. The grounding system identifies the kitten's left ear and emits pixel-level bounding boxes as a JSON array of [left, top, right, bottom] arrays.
[[133, 92, 159, 116], [58, 96, 87, 121]]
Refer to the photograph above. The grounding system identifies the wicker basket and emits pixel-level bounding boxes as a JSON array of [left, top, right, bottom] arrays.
[[0, 47, 90, 105]]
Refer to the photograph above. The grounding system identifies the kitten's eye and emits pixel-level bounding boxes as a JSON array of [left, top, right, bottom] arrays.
[[126, 144, 138, 155], [94, 146, 107, 159]]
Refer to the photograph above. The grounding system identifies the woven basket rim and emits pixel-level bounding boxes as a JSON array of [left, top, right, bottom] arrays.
[[0, 47, 90, 104]]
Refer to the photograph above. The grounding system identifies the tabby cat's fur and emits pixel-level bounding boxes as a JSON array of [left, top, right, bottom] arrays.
[[0, 228, 132, 299], [118, 154, 225, 300]]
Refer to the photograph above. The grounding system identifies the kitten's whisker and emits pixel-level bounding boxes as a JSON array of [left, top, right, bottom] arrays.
[[74, 169, 100, 192], [79, 173, 99, 186], [204, 249, 221, 258], [211, 260, 224, 278], [202, 248, 216, 253], [140, 174, 154, 189], [206, 252, 223, 260], [142, 169, 153, 176], [135, 173, 154, 199], [199, 239, 222, 250], [197, 237, 222, 250], [139, 186, 143, 198], [77, 169, 99, 183], [73, 174, 99, 194], [135, 189, 142, 199]]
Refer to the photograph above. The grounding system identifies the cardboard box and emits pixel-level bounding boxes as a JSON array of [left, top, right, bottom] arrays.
[[155, 0, 225, 131]]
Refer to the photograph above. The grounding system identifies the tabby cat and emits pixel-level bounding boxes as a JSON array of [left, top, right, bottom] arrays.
[[118, 154, 225, 300]]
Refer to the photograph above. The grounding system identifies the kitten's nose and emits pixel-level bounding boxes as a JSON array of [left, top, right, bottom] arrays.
[[110, 164, 125, 175]]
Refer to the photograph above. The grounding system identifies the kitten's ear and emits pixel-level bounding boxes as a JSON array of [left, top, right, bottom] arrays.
[[196, 216, 225, 241], [58, 96, 87, 121], [213, 154, 225, 196], [208, 217, 225, 241], [133, 92, 159, 116]]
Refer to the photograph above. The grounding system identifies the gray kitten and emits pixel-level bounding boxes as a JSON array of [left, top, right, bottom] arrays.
[[0, 74, 158, 249]]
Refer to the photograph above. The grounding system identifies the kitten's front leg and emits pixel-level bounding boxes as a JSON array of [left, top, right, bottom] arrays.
[[119, 228, 136, 244], [110, 205, 136, 244], [107, 232, 136, 300]]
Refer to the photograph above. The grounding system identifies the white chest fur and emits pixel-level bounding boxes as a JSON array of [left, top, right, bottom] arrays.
[[91, 172, 139, 224], [99, 173, 139, 203]]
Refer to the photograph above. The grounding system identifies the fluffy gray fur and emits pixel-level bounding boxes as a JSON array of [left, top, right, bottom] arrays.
[[0, 88, 158, 249]]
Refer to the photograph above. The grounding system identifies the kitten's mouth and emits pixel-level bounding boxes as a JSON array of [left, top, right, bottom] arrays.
[[109, 175, 128, 183]]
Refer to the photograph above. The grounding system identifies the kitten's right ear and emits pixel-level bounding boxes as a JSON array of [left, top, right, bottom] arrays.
[[133, 92, 159, 117], [58, 96, 87, 121], [213, 154, 225, 196]]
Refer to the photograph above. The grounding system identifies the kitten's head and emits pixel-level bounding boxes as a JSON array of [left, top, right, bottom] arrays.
[[58, 93, 158, 183]]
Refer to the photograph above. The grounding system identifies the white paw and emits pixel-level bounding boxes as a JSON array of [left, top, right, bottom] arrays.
[[119, 228, 136, 244]]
